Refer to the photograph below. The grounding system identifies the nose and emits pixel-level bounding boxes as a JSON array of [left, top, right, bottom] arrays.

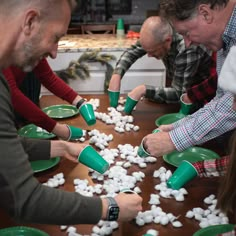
[[183, 37, 192, 48], [49, 43, 58, 59]]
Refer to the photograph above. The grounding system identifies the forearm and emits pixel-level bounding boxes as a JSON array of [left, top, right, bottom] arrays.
[[113, 41, 146, 78], [193, 155, 229, 177], [145, 85, 181, 103], [170, 92, 236, 151]]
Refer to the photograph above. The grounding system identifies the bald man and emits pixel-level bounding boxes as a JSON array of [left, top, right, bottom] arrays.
[[109, 16, 214, 105]]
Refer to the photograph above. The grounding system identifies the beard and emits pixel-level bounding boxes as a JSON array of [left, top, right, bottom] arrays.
[[20, 31, 44, 72]]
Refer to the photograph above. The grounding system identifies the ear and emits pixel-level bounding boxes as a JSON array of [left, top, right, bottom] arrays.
[[198, 4, 213, 23], [22, 9, 40, 35]]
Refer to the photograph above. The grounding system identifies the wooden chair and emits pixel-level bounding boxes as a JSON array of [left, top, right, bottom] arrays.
[[81, 24, 116, 35]]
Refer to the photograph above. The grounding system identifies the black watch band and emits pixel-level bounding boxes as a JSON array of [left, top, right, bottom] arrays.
[[106, 197, 119, 221], [76, 98, 86, 109]]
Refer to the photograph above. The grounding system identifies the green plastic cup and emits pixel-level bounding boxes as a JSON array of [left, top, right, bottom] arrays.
[[120, 188, 137, 194], [152, 128, 160, 134], [167, 160, 198, 190], [108, 90, 120, 108], [79, 103, 96, 126], [67, 125, 83, 140], [137, 138, 150, 158], [78, 145, 109, 174], [179, 94, 194, 115], [124, 96, 138, 114], [117, 18, 124, 30]]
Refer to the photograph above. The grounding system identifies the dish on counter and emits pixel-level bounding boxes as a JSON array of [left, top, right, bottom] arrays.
[[163, 147, 220, 167], [42, 104, 79, 119], [18, 124, 56, 139], [155, 113, 186, 126]]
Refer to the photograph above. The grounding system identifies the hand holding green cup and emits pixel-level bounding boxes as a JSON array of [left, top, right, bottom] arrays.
[[67, 125, 83, 141], [179, 93, 194, 115], [167, 160, 198, 190], [108, 89, 120, 108], [124, 95, 138, 114], [138, 129, 160, 157], [78, 145, 109, 174], [137, 138, 150, 157], [79, 103, 96, 126]]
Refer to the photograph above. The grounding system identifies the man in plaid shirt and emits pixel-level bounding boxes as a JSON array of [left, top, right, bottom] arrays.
[[109, 16, 214, 107]]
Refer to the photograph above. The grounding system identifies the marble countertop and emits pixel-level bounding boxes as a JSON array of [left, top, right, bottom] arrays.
[[58, 34, 138, 53]]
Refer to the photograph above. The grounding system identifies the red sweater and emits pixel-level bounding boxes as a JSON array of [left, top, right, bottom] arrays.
[[3, 59, 78, 132]]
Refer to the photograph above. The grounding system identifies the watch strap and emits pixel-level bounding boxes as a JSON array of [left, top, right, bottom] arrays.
[[76, 98, 86, 109]]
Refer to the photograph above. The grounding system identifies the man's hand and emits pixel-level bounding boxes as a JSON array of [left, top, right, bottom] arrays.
[[143, 132, 176, 157], [128, 85, 146, 101], [158, 124, 174, 132], [101, 193, 142, 222], [108, 74, 121, 91]]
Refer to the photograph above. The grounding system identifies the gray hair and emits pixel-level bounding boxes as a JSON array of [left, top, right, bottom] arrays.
[[141, 16, 173, 43], [159, 0, 229, 20]]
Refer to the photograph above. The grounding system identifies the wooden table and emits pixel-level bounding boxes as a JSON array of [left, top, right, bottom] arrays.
[[0, 94, 228, 236]]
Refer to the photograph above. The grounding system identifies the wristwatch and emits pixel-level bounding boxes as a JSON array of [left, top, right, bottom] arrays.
[[76, 98, 86, 109], [106, 197, 120, 221]]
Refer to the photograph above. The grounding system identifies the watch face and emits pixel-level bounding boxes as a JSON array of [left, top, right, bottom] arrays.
[[108, 206, 120, 221]]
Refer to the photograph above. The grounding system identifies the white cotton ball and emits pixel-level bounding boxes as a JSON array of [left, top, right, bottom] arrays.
[[136, 217, 145, 226], [153, 170, 161, 178], [110, 221, 119, 229], [58, 178, 65, 185], [175, 194, 184, 202], [92, 226, 100, 234], [133, 125, 140, 131], [146, 229, 159, 236], [199, 220, 209, 228], [66, 226, 77, 234], [194, 213, 202, 221], [139, 162, 147, 168], [143, 214, 153, 224], [60, 225, 67, 230], [123, 162, 131, 168], [179, 188, 188, 195], [204, 197, 212, 204], [185, 210, 194, 218], [172, 221, 183, 228], [154, 216, 161, 224], [160, 216, 169, 225], [134, 186, 141, 193], [167, 213, 176, 222]]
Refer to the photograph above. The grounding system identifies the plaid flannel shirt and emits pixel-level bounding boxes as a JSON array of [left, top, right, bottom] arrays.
[[193, 155, 229, 177], [113, 31, 212, 104], [187, 52, 217, 106]]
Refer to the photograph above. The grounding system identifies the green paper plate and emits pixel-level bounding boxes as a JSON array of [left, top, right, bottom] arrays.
[[30, 157, 60, 173], [163, 147, 220, 167], [0, 226, 49, 236], [42, 104, 79, 119], [155, 113, 186, 126], [18, 124, 56, 139], [193, 224, 235, 236]]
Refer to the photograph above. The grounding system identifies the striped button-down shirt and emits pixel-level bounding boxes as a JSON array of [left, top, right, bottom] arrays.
[[170, 7, 236, 151]]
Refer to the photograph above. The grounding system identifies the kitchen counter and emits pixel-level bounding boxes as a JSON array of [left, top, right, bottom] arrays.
[[58, 34, 138, 53]]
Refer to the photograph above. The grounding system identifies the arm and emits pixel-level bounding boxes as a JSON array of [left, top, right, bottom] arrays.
[[3, 67, 57, 132], [0, 74, 142, 224], [192, 155, 229, 178], [108, 40, 146, 91], [34, 59, 81, 104], [170, 91, 236, 151]]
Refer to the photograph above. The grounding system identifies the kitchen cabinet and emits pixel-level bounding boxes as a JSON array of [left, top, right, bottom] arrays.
[[41, 35, 166, 95]]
